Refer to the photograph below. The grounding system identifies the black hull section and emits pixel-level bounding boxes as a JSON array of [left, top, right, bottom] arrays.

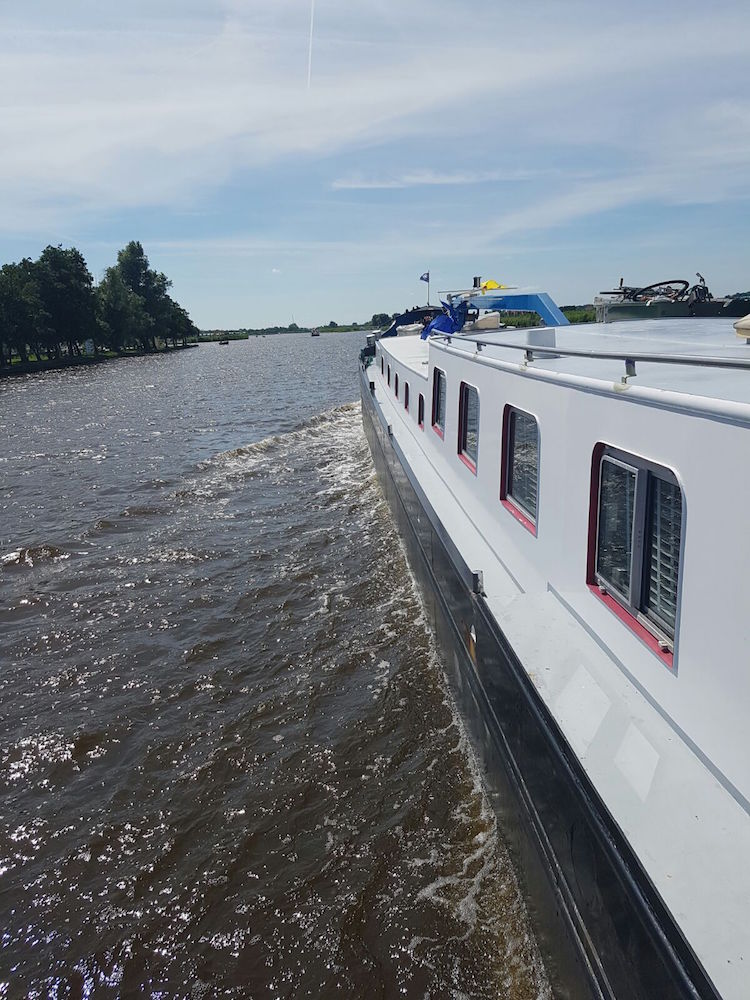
[[360, 370, 719, 1000]]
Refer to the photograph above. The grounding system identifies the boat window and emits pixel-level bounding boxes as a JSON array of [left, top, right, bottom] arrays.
[[387, 364, 391, 387], [395, 373, 399, 398], [381, 356, 384, 375], [458, 382, 479, 473], [418, 394, 425, 429], [432, 369, 446, 438], [501, 407, 539, 533], [643, 475, 682, 637], [591, 446, 682, 657], [597, 457, 636, 602], [404, 382, 409, 411]]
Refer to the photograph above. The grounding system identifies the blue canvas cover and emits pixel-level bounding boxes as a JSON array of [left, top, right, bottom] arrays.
[[421, 300, 469, 339]]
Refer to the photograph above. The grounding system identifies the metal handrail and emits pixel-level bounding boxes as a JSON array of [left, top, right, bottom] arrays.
[[444, 333, 750, 382]]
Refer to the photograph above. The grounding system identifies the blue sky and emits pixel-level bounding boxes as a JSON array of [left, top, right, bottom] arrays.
[[1, 0, 749, 327]]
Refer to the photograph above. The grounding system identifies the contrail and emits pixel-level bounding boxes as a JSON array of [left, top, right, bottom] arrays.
[[307, 0, 315, 90]]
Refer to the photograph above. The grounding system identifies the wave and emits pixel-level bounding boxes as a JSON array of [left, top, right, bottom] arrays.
[[1, 544, 71, 570], [199, 402, 361, 468], [173, 402, 366, 507]]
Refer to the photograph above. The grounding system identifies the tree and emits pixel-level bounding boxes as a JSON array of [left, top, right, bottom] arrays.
[[0, 240, 198, 367], [115, 241, 173, 350], [327, 320, 338, 328], [36, 245, 96, 358], [166, 299, 199, 346], [0, 260, 47, 365], [96, 267, 150, 352], [371, 313, 391, 328]]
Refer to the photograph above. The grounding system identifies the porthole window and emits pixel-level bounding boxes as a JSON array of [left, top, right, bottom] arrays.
[[457, 382, 479, 473], [431, 369, 446, 438], [418, 394, 425, 429], [590, 446, 682, 658], [501, 406, 539, 534], [404, 382, 409, 412]]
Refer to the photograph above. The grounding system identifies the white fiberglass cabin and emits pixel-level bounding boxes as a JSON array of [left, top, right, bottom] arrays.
[[360, 308, 750, 1000]]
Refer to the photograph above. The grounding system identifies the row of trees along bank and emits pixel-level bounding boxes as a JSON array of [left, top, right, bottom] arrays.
[[0, 241, 199, 368]]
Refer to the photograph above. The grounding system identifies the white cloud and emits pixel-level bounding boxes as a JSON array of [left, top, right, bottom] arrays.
[[0, 0, 748, 283], [331, 168, 545, 190]]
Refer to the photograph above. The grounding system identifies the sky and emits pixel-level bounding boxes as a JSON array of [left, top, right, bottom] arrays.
[[1, 0, 749, 328]]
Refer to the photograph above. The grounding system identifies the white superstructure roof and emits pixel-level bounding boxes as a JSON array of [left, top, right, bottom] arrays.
[[383, 317, 750, 408]]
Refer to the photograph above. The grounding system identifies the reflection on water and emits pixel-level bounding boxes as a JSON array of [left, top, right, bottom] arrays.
[[0, 336, 549, 998]]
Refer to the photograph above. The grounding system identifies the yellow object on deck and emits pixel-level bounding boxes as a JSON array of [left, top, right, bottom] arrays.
[[480, 279, 511, 293]]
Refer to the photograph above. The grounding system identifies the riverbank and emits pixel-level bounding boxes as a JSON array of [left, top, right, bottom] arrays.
[[202, 308, 596, 340], [0, 343, 198, 379], [198, 332, 249, 342]]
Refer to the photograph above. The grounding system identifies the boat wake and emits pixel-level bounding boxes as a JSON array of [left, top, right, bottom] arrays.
[[0, 397, 550, 999]]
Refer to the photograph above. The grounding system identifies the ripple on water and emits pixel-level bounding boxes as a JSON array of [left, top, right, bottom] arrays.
[[0, 341, 549, 998]]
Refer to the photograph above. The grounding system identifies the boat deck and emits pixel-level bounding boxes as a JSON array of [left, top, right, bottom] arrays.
[[387, 317, 750, 409]]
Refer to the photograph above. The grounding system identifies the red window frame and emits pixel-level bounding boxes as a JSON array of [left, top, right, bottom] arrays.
[[418, 394, 425, 429], [431, 368, 446, 439], [500, 405, 538, 536], [457, 381, 478, 474], [586, 443, 680, 669], [404, 381, 409, 412]]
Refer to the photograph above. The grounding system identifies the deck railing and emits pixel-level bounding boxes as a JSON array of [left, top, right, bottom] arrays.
[[448, 334, 750, 383]]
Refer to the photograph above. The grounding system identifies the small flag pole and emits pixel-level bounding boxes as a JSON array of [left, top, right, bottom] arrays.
[[420, 270, 430, 305]]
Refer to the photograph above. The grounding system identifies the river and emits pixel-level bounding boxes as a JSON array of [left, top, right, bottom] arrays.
[[0, 334, 549, 999]]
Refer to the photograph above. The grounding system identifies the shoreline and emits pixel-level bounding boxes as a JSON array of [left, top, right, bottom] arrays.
[[0, 343, 199, 379]]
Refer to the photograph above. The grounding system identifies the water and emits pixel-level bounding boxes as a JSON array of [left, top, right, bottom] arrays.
[[0, 335, 549, 999]]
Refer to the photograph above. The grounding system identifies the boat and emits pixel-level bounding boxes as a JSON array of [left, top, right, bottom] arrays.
[[359, 283, 750, 999], [311, 328, 320, 337], [380, 306, 442, 338], [595, 273, 750, 322], [219, 338, 229, 345]]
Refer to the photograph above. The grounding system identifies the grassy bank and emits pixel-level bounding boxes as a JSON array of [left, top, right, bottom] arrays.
[[0, 343, 198, 378], [496, 306, 596, 328], [199, 332, 249, 341]]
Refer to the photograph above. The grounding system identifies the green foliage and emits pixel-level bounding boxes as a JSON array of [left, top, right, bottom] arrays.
[[561, 305, 596, 324], [371, 313, 391, 328], [0, 260, 47, 365], [480, 306, 595, 327], [0, 241, 199, 371], [96, 267, 150, 352], [199, 331, 249, 341], [36, 246, 97, 357]]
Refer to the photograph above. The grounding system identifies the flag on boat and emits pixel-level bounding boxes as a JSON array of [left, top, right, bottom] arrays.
[[420, 272, 429, 282]]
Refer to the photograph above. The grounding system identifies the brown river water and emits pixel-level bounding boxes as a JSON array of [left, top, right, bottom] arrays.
[[0, 334, 549, 999]]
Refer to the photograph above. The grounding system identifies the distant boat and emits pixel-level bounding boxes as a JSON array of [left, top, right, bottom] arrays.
[[219, 338, 229, 345], [311, 328, 320, 337]]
